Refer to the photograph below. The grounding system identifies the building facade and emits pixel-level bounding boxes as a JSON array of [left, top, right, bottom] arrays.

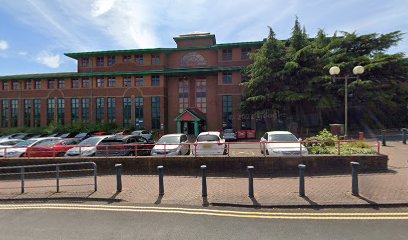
[[0, 33, 263, 135]]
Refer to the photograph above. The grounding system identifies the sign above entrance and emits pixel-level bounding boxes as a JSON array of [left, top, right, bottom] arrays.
[[180, 52, 207, 67]]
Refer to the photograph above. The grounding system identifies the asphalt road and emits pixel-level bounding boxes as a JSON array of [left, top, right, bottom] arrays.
[[0, 204, 407, 240]]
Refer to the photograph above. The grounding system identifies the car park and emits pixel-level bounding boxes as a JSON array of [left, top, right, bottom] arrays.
[[260, 131, 308, 155], [96, 135, 154, 156], [193, 131, 227, 155], [131, 130, 153, 141], [64, 135, 113, 157], [0, 137, 61, 158], [223, 129, 237, 141], [25, 138, 80, 157], [151, 134, 189, 156]]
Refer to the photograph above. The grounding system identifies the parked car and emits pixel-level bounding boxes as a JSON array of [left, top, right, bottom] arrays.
[[223, 129, 237, 141], [192, 131, 227, 155], [96, 135, 154, 156], [151, 134, 189, 156], [25, 138, 80, 157], [57, 132, 79, 138], [64, 135, 113, 157], [0, 137, 61, 158], [260, 131, 308, 155], [0, 139, 24, 155], [131, 130, 153, 141]]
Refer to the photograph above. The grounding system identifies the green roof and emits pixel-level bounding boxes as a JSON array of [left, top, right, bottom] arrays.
[[0, 67, 246, 81]]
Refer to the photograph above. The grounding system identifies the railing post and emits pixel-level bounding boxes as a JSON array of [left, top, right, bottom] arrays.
[[93, 163, 97, 192], [20, 167, 25, 194], [381, 130, 386, 146], [247, 166, 254, 198], [56, 165, 60, 193], [351, 162, 359, 196], [298, 164, 306, 197], [402, 128, 407, 144], [157, 165, 164, 196], [115, 164, 122, 192], [201, 165, 207, 197], [227, 142, 230, 157], [135, 144, 138, 157]]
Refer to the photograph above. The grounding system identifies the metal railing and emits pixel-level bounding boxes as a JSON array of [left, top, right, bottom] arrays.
[[0, 162, 97, 193]]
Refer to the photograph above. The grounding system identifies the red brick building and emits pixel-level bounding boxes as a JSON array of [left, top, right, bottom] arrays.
[[0, 33, 263, 135]]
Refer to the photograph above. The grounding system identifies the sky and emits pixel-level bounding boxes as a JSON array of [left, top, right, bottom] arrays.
[[0, 0, 407, 75]]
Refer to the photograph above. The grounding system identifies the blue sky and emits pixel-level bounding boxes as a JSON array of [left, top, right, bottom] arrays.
[[0, 0, 407, 75]]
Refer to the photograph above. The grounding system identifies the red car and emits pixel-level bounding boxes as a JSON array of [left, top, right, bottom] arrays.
[[25, 138, 80, 157]]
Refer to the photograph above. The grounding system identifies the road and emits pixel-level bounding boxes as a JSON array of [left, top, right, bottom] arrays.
[[0, 203, 407, 240]]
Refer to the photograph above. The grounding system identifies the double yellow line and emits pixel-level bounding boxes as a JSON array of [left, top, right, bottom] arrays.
[[0, 204, 407, 220]]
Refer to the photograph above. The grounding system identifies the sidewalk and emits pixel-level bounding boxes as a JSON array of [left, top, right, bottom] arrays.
[[0, 142, 407, 207]]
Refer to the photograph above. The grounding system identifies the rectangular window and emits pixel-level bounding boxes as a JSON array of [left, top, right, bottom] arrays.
[[81, 58, 90, 67], [48, 80, 55, 89], [107, 77, 116, 87], [33, 99, 41, 127], [47, 98, 55, 125], [151, 54, 160, 65], [1, 100, 8, 128], [196, 79, 207, 113], [34, 80, 41, 89], [25, 80, 32, 90], [81, 98, 90, 123], [223, 72, 233, 84], [123, 97, 132, 127], [96, 56, 104, 66], [178, 79, 189, 113], [58, 79, 65, 89], [97, 78, 105, 88], [107, 56, 116, 66], [96, 97, 104, 124], [57, 98, 64, 125], [151, 96, 160, 129], [135, 76, 144, 86], [123, 77, 132, 87], [123, 55, 131, 63], [222, 96, 233, 127], [82, 79, 90, 88], [2, 82, 9, 91], [24, 99, 31, 127], [222, 49, 232, 61], [72, 79, 80, 88], [10, 99, 18, 127], [71, 98, 79, 124], [241, 48, 251, 60], [107, 97, 116, 123], [12, 81, 20, 90], [135, 97, 144, 129], [135, 54, 144, 64], [151, 76, 160, 86]]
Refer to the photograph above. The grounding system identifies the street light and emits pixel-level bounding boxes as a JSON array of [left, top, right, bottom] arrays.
[[329, 65, 365, 138]]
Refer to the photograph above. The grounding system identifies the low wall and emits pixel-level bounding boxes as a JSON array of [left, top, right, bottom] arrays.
[[0, 155, 388, 176]]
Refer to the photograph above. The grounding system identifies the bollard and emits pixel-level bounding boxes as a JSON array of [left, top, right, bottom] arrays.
[[298, 164, 306, 197], [351, 162, 359, 196], [201, 165, 207, 197], [381, 130, 386, 146], [115, 164, 123, 192], [56, 165, 60, 193], [157, 165, 164, 196], [402, 128, 407, 144], [20, 168, 25, 194], [247, 166, 254, 198]]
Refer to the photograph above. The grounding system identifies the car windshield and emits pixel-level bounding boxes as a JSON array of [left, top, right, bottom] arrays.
[[0, 141, 20, 146], [34, 139, 60, 147], [156, 136, 180, 144], [75, 133, 87, 138], [197, 135, 219, 142], [224, 129, 234, 133], [14, 139, 37, 147], [79, 137, 103, 146], [269, 134, 298, 142]]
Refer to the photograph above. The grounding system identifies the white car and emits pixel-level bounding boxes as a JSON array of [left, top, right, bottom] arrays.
[[131, 130, 153, 141], [193, 131, 227, 155], [65, 135, 113, 157], [151, 134, 190, 156], [260, 131, 308, 155], [0, 137, 60, 158]]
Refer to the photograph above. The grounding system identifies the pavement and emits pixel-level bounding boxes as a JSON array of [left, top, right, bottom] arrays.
[[0, 142, 407, 207]]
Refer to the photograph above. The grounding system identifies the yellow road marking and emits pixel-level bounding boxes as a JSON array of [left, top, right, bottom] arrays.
[[0, 204, 407, 220]]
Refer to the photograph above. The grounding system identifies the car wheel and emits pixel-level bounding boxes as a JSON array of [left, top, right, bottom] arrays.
[[266, 150, 269, 155], [186, 147, 190, 155], [223, 147, 228, 155], [57, 152, 65, 157]]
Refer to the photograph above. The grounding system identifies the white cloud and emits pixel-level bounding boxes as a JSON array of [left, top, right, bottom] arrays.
[[36, 52, 63, 68], [18, 51, 28, 56], [91, 0, 117, 17], [0, 40, 9, 50]]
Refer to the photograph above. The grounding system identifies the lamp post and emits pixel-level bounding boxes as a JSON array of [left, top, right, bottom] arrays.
[[329, 65, 365, 138]]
